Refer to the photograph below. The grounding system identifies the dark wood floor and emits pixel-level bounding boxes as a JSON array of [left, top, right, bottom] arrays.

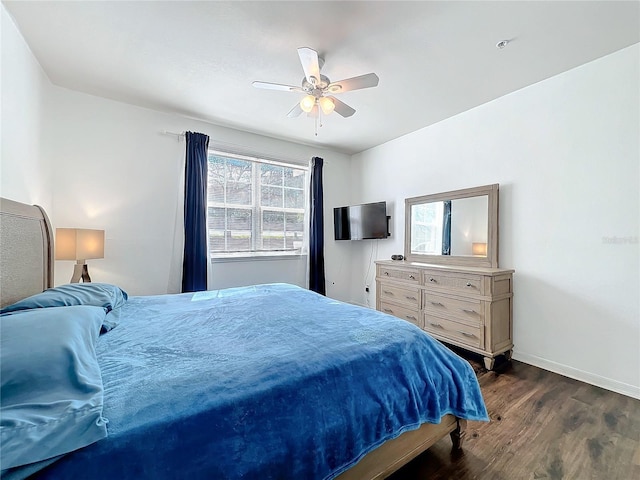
[[388, 351, 640, 480]]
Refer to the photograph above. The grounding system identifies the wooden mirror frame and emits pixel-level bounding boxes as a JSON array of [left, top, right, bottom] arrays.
[[404, 184, 499, 268]]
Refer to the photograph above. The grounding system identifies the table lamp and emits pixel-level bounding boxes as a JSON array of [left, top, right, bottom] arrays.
[[55, 228, 105, 283]]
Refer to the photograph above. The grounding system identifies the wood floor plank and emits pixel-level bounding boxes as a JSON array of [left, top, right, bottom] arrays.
[[387, 355, 640, 480]]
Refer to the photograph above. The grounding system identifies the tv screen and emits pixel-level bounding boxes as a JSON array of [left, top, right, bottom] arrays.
[[334, 201, 389, 240]]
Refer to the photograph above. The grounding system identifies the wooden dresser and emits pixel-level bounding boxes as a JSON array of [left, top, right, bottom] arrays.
[[376, 260, 514, 370]]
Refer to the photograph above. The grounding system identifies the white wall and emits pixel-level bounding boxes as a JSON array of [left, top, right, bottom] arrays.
[[350, 44, 640, 398], [0, 5, 53, 210]]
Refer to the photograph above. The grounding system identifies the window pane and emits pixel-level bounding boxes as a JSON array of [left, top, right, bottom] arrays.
[[227, 181, 252, 205], [227, 159, 252, 183], [284, 168, 305, 188], [261, 186, 283, 208], [209, 207, 226, 229], [263, 210, 285, 250], [208, 158, 226, 203], [260, 164, 283, 186], [285, 212, 304, 250], [227, 208, 252, 230], [284, 188, 304, 209], [228, 231, 251, 251], [209, 230, 225, 251], [285, 212, 304, 232], [263, 210, 284, 231], [285, 232, 304, 250], [262, 233, 284, 250]]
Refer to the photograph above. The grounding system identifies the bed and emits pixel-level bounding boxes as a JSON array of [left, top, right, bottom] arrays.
[[0, 197, 488, 479]]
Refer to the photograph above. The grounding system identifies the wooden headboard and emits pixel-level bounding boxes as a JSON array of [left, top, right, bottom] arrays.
[[0, 197, 54, 308]]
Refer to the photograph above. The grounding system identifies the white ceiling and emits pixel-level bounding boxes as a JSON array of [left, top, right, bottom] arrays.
[[4, 1, 639, 155]]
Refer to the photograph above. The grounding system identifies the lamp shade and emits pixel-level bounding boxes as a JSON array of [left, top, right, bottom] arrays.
[[319, 96, 335, 115], [472, 242, 487, 256], [300, 95, 316, 113], [55, 228, 105, 261]]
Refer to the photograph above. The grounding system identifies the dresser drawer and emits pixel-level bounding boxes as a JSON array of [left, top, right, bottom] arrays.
[[423, 314, 483, 349], [379, 302, 422, 328], [423, 271, 482, 295], [379, 284, 420, 308], [378, 266, 421, 285], [423, 293, 483, 327]]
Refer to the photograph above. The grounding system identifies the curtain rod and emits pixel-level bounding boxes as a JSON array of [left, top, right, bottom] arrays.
[[162, 130, 185, 139], [160, 130, 327, 166]]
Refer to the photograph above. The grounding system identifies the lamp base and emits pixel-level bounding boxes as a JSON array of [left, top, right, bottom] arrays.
[[71, 262, 91, 283]]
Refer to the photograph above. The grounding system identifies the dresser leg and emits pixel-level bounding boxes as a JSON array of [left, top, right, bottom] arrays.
[[504, 350, 513, 361], [483, 356, 496, 370]]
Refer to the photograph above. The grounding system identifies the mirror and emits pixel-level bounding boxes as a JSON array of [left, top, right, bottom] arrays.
[[404, 184, 499, 268]]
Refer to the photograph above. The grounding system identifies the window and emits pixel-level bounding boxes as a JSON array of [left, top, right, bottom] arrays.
[[207, 150, 308, 258]]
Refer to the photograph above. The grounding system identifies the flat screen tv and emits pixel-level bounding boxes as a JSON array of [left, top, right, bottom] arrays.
[[334, 201, 389, 240]]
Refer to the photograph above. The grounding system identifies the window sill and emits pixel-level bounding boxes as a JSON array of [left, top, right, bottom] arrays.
[[211, 253, 307, 263]]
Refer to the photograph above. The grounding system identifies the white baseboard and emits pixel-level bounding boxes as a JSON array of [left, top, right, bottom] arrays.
[[513, 351, 640, 400]]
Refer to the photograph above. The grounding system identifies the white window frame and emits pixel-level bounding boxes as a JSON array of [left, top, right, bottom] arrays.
[[207, 149, 309, 260]]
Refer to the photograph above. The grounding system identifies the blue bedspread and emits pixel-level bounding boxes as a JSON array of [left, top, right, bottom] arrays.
[[31, 283, 487, 479]]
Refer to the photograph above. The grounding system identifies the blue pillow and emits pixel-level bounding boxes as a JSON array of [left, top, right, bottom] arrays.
[[0, 305, 109, 469], [0, 283, 128, 332]]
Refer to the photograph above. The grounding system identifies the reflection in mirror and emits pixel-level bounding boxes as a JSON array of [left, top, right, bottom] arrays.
[[451, 196, 488, 256], [410, 201, 445, 256], [410, 196, 488, 257], [404, 184, 499, 268]]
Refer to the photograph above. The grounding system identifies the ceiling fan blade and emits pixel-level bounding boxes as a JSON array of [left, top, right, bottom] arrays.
[[328, 73, 379, 93], [297, 47, 321, 86], [287, 103, 303, 118], [328, 96, 356, 117], [253, 81, 304, 93]]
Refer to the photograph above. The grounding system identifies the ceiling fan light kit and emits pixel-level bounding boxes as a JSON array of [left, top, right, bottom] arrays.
[[300, 95, 335, 115], [253, 47, 379, 135], [319, 96, 335, 115], [300, 95, 316, 112]]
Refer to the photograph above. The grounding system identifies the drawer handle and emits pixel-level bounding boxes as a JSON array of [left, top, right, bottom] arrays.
[[430, 301, 443, 306], [408, 275, 416, 280], [429, 322, 443, 328], [384, 271, 389, 276], [460, 332, 476, 338], [405, 315, 417, 321], [462, 309, 477, 314], [466, 282, 473, 287], [383, 290, 394, 296], [405, 296, 417, 301], [383, 308, 393, 313], [429, 278, 437, 283]]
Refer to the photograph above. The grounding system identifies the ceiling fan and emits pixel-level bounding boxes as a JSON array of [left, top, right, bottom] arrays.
[[252, 47, 379, 121]]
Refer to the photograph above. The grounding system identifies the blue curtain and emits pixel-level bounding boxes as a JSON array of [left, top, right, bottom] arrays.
[[182, 131, 210, 293], [442, 200, 452, 255], [309, 157, 326, 295]]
